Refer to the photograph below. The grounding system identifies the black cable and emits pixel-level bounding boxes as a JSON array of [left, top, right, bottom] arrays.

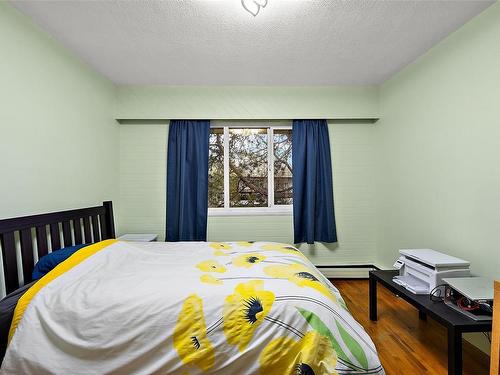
[[429, 284, 448, 302]]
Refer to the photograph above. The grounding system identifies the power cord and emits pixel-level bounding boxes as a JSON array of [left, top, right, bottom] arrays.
[[429, 284, 448, 302]]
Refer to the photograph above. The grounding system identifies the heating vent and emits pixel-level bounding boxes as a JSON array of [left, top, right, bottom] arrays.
[[317, 265, 378, 279]]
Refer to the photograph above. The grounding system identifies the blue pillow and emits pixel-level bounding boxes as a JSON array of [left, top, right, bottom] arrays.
[[32, 244, 89, 280]]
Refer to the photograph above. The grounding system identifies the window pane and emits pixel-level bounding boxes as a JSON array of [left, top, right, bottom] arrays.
[[274, 129, 293, 205], [208, 128, 224, 208], [229, 128, 268, 207]]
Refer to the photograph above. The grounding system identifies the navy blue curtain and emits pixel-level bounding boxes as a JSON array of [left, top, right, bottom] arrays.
[[292, 120, 337, 244], [166, 120, 210, 241]]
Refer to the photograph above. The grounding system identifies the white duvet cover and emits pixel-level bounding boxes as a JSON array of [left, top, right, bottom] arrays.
[[1, 240, 384, 375]]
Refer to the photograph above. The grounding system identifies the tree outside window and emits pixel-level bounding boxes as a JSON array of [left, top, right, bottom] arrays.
[[208, 124, 292, 211]]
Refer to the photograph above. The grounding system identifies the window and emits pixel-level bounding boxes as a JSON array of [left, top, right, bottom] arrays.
[[208, 122, 292, 215]]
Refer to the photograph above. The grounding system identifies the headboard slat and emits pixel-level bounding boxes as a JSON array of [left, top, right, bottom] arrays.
[[91, 215, 100, 242], [73, 218, 83, 245], [0, 207, 106, 234], [103, 201, 116, 239], [36, 226, 48, 258], [62, 221, 72, 247], [49, 223, 61, 251], [1, 232, 18, 294], [83, 217, 91, 243], [20, 229, 34, 284], [99, 213, 108, 240], [0, 202, 114, 297]]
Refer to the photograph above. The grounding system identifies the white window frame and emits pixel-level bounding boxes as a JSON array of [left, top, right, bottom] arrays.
[[208, 121, 293, 217]]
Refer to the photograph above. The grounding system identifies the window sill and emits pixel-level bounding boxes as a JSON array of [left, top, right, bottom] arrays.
[[208, 206, 292, 217]]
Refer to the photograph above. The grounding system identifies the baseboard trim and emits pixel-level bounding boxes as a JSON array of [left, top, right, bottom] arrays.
[[316, 264, 380, 279]]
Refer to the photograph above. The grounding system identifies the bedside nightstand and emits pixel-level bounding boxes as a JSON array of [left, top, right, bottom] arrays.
[[118, 234, 158, 242]]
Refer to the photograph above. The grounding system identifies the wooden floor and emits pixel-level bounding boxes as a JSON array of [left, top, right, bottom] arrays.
[[332, 279, 490, 375]]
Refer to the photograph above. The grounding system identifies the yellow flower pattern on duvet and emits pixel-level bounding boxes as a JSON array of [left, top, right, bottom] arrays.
[[2, 240, 383, 375], [260, 331, 338, 374], [236, 241, 254, 247], [200, 274, 223, 285], [185, 242, 381, 374], [260, 243, 305, 256], [210, 242, 233, 256], [173, 294, 215, 371], [264, 263, 337, 302], [209, 242, 232, 251], [223, 280, 275, 352], [196, 260, 227, 273], [232, 253, 266, 268]]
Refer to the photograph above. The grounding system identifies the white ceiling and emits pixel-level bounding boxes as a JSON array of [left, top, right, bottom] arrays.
[[11, 0, 494, 86]]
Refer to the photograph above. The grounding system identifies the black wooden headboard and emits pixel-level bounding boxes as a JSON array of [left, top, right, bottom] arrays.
[[0, 201, 115, 295]]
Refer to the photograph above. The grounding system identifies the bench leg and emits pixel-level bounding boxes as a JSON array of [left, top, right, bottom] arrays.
[[419, 311, 427, 321], [369, 274, 377, 321], [447, 328, 462, 375]]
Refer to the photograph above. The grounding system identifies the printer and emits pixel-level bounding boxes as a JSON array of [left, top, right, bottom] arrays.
[[393, 249, 470, 294]]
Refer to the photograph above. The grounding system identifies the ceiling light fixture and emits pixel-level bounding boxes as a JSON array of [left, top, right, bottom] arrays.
[[241, 0, 268, 17]]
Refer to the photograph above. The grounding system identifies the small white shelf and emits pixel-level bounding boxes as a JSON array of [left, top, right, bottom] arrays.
[[118, 234, 158, 242]]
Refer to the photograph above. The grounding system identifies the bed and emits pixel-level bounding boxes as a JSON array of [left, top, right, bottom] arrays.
[[0, 202, 384, 374]]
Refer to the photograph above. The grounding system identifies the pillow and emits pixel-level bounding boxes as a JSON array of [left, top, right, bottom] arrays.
[[32, 244, 89, 280]]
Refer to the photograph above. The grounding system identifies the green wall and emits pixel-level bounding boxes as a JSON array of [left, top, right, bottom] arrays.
[[119, 121, 377, 265], [0, 3, 118, 218], [116, 85, 379, 266], [115, 86, 379, 120], [377, 2, 500, 353], [377, 1, 500, 278]]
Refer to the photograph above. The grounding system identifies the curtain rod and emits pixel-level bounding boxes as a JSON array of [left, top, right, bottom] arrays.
[[117, 118, 379, 125]]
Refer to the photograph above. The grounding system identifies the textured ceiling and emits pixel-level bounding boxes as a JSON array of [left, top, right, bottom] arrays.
[[10, 0, 494, 86]]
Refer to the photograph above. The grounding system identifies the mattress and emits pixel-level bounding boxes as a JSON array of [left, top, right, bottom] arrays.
[[1, 240, 384, 374]]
